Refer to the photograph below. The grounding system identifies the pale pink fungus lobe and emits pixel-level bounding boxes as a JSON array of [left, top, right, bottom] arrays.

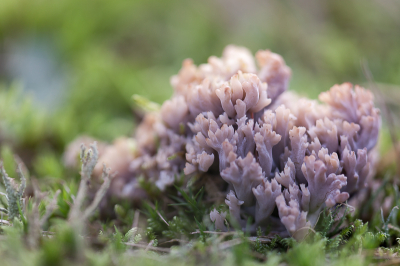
[[65, 46, 381, 240]]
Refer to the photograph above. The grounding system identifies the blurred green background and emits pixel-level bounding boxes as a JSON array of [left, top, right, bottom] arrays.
[[0, 0, 399, 178]]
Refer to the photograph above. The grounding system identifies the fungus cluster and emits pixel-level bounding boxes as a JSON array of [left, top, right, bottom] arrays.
[[67, 45, 381, 240]]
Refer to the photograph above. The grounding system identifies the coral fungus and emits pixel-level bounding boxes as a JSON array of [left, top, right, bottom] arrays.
[[66, 45, 381, 240]]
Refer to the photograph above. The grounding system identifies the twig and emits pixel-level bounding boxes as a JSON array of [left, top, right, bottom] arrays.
[[0, 219, 10, 226], [216, 231, 238, 243], [148, 202, 169, 226], [191, 230, 239, 235], [132, 209, 140, 228], [218, 238, 243, 250], [125, 242, 170, 253], [145, 240, 154, 251], [159, 239, 188, 245], [247, 236, 272, 243], [157, 211, 169, 226]]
